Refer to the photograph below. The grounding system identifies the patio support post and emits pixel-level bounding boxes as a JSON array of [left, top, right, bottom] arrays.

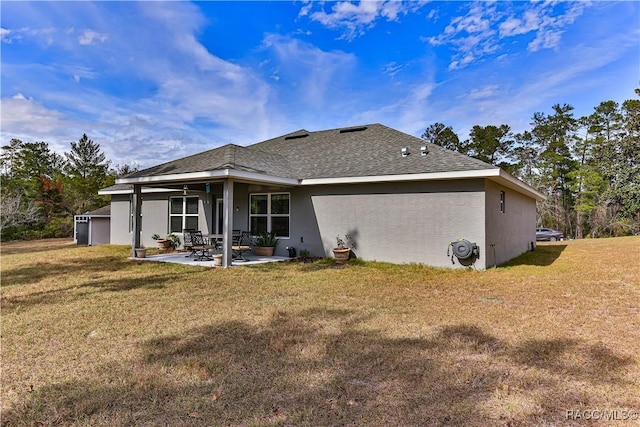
[[222, 179, 234, 267], [131, 184, 142, 257]]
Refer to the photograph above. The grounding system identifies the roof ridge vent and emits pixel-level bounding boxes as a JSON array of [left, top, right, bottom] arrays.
[[284, 133, 309, 140], [339, 126, 368, 134]]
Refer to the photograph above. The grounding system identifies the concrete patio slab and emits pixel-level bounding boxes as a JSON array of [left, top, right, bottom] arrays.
[[130, 252, 290, 267]]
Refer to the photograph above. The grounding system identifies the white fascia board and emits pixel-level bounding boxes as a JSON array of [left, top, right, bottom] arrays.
[[116, 169, 299, 187], [300, 169, 501, 185], [98, 187, 177, 195], [490, 170, 546, 201], [301, 168, 545, 201]]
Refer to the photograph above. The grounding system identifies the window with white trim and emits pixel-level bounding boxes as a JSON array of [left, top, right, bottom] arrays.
[[249, 193, 289, 237], [169, 196, 199, 233]]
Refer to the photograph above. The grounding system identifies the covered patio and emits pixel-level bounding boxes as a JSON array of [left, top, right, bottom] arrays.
[[114, 144, 299, 268]]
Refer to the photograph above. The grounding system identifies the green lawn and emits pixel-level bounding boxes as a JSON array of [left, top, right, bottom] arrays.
[[2, 237, 639, 426]]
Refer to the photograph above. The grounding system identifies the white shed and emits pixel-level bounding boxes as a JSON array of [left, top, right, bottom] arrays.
[[74, 205, 111, 246]]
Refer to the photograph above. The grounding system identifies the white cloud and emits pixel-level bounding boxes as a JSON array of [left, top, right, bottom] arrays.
[[528, 29, 562, 52], [298, 1, 313, 18], [382, 61, 403, 78], [262, 34, 356, 107], [304, 1, 427, 41], [1, 2, 277, 167], [426, 2, 592, 70], [78, 29, 107, 45], [1, 93, 64, 134], [464, 85, 500, 100], [1, 28, 13, 43], [0, 94, 75, 156], [0, 26, 59, 46]]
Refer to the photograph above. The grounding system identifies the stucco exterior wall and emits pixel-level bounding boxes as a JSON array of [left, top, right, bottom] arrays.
[[484, 179, 537, 266], [110, 195, 131, 245], [89, 217, 110, 245], [106, 177, 536, 267], [109, 191, 215, 247], [292, 180, 487, 269]]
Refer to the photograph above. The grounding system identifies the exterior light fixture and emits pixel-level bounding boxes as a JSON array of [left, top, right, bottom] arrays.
[[183, 185, 188, 195]]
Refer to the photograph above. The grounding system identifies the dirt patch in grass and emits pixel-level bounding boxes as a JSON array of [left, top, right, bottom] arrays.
[[2, 238, 639, 425]]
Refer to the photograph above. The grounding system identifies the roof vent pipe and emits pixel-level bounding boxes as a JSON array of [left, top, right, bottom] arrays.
[[401, 147, 410, 157], [420, 146, 429, 156]]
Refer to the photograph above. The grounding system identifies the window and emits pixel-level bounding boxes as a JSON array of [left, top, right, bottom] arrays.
[[169, 196, 199, 233], [249, 193, 290, 237], [500, 191, 506, 213]]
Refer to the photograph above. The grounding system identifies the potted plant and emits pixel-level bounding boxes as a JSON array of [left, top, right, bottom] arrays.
[[167, 233, 181, 249], [333, 234, 353, 264], [254, 231, 278, 256], [212, 253, 223, 267], [152, 233, 181, 252], [134, 246, 147, 258]]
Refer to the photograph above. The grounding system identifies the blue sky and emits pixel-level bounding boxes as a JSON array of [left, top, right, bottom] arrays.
[[1, 1, 638, 169]]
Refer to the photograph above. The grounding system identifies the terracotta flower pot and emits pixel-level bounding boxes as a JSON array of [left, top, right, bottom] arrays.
[[332, 248, 350, 264], [156, 239, 172, 252], [254, 246, 275, 257]]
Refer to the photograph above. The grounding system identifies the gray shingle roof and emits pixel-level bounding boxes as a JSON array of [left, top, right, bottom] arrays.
[[252, 123, 495, 179], [121, 124, 496, 181], [124, 144, 295, 179], [82, 205, 111, 216]]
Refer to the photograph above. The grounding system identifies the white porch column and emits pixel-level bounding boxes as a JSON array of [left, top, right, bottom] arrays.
[[131, 184, 142, 257], [222, 179, 234, 267]]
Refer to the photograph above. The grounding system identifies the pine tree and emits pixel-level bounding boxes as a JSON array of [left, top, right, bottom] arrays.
[[64, 134, 111, 214]]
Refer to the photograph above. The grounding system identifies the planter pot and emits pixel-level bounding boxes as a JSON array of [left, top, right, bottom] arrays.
[[156, 239, 172, 252], [332, 248, 351, 264], [254, 246, 275, 257], [212, 254, 223, 267], [135, 248, 147, 258]]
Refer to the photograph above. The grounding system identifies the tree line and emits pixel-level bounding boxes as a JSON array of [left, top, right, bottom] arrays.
[[421, 89, 640, 238], [2, 89, 638, 241], [1, 134, 137, 240]]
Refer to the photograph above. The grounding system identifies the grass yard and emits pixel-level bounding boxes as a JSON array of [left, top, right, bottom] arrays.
[[1, 237, 639, 426]]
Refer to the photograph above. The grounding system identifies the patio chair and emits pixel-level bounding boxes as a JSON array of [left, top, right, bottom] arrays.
[[189, 231, 215, 261], [232, 231, 252, 262], [182, 229, 196, 257]]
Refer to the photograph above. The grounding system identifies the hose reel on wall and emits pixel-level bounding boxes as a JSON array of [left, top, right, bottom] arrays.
[[447, 239, 480, 266]]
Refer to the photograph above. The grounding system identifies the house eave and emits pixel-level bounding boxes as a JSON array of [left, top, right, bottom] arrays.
[[98, 187, 177, 195], [116, 169, 300, 187], [492, 169, 546, 201], [300, 168, 545, 201]]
